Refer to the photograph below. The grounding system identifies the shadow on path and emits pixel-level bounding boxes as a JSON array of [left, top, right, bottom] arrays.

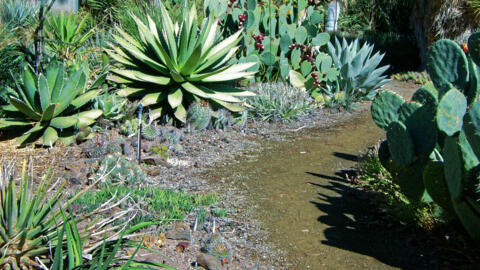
[[308, 171, 440, 269]]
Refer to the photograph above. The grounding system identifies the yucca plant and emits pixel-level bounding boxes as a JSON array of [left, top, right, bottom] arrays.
[[0, 160, 173, 269], [0, 160, 90, 268], [45, 12, 94, 61], [0, 60, 105, 146], [328, 37, 390, 103], [107, 2, 256, 123]]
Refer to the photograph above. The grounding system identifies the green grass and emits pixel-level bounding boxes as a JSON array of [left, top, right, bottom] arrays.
[[356, 150, 437, 229], [73, 186, 220, 224]]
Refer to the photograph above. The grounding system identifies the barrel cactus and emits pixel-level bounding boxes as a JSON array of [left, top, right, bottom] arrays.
[[371, 32, 480, 240], [141, 124, 159, 141], [186, 102, 211, 131]]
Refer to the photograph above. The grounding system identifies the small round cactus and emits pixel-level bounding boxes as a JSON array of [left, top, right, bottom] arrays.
[[186, 101, 212, 131], [142, 124, 159, 141]]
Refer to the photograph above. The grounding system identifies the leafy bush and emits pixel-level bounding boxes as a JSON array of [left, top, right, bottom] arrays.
[[107, 3, 256, 123], [248, 82, 315, 122], [0, 60, 105, 146], [370, 33, 480, 239]]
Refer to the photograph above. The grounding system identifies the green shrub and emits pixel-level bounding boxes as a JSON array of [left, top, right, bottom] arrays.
[[248, 82, 315, 122]]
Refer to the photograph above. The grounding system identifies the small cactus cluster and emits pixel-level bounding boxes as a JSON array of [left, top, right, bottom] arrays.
[[203, 234, 233, 262], [91, 153, 146, 186], [371, 32, 480, 240], [186, 101, 212, 132], [213, 109, 233, 130], [141, 124, 159, 141], [119, 119, 139, 137]]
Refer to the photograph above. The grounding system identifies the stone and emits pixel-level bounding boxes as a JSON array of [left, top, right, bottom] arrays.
[[165, 231, 191, 241], [196, 253, 222, 270], [142, 156, 164, 166]]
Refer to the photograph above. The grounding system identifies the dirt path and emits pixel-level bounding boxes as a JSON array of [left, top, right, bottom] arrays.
[[209, 81, 439, 269]]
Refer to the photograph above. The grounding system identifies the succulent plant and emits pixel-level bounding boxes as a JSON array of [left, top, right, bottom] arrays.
[[212, 109, 232, 130], [204, 234, 232, 261], [186, 102, 212, 131], [93, 92, 127, 122], [106, 3, 256, 123], [160, 126, 182, 146], [119, 119, 139, 137], [0, 60, 105, 146], [91, 153, 147, 186], [142, 124, 159, 141], [328, 37, 391, 102], [370, 32, 480, 240]]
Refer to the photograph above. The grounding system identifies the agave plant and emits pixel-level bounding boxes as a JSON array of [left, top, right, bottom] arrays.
[[0, 61, 105, 146], [327, 37, 391, 102], [106, 3, 256, 123], [45, 12, 94, 61]]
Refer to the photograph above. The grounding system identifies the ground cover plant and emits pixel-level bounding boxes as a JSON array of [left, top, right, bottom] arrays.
[[370, 32, 480, 239]]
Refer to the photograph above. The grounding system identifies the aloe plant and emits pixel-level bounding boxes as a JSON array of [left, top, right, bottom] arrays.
[[0, 61, 105, 146], [107, 3, 256, 123]]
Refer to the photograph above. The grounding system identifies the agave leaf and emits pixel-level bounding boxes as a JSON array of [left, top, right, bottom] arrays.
[[0, 119, 32, 129], [181, 45, 202, 75], [22, 65, 39, 111], [117, 87, 145, 97], [50, 116, 78, 129], [201, 71, 256, 82], [71, 90, 100, 110], [174, 104, 186, 122], [41, 127, 58, 146], [206, 84, 256, 96], [140, 92, 167, 106], [111, 69, 171, 85], [9, 97, 41, 121], [159, 2, 178, 61], [212, 98, 245, 112], [88, 72, 107, 91], [168, 87, 183, 108], [40, 104, 56, 122]]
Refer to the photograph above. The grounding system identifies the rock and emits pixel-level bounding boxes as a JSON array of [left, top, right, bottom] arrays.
[[121, 142, 133, 156], [176, 242, 190, 253], [147, 167, 162, 176], [165, 231, 191, 241], [197, 253, 222, 270], [142, 156, 164, 166]]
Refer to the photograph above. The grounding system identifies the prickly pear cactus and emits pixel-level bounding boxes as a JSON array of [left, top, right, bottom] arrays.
[[371, 31, 480, 240], [371, 91, 405, 129], [426, 39, 469, 94], [186, 102, 211, 132]]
